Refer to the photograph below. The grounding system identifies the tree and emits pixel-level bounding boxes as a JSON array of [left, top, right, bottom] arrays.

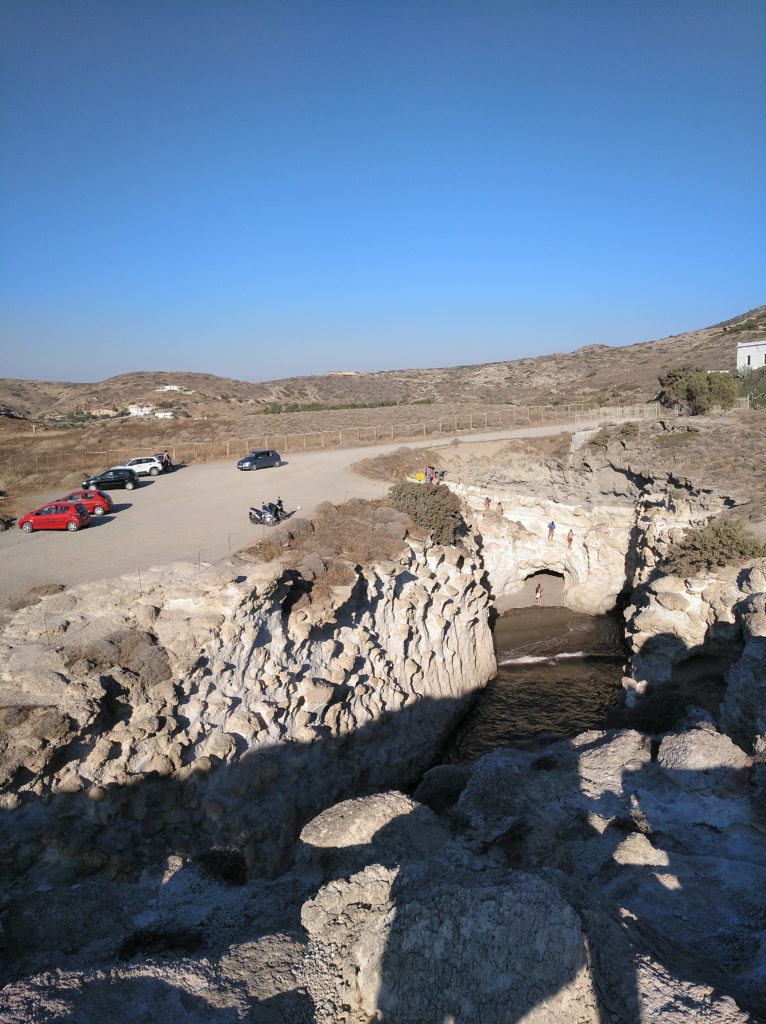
[[738, 365, 766, 409], [657, 365, 736, 415]]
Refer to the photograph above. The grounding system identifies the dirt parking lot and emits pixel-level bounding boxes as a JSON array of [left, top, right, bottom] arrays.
[[0, 422, 592, 605]]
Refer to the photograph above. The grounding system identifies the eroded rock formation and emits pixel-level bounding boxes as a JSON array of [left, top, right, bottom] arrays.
[[449, 448, 730, 615], [0, 535, 495, 889]]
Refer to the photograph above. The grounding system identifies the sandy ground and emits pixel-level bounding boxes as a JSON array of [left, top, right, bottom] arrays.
[[0, 421, 596, 605]]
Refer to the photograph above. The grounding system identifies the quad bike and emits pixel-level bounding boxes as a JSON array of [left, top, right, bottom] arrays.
[[248, 497, 299, 526]]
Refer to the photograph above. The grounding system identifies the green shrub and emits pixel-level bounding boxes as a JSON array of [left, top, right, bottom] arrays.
[[588, 427, 611, 449], [389, 481, 464, 546], [708, 373, 737, 408], [739, 365, 766, 408], [588, 421, 639, 450], [665, 519, 766, 576], [657, 365, 736, 415], [617, 421, 639, 442]]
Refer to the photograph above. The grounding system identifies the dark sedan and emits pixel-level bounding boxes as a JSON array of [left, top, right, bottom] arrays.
[[236, 449, 282, 471], [82, 468, 140, 491]]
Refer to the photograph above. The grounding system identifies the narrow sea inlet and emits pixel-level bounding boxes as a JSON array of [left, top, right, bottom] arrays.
[[445, 607, 625, 762]]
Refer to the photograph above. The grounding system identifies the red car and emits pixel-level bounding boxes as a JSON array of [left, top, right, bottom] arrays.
[[58, 489, 114, 517], [17, 501, 91, 533]]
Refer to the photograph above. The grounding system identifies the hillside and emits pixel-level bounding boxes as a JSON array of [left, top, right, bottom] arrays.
[[0, 304, 764, 424]]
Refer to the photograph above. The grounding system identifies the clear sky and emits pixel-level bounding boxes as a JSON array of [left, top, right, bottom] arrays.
[[1, 1, 764, 383]]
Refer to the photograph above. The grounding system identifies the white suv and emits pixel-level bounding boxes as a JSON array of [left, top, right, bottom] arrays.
[[116, 456, 165, 477]]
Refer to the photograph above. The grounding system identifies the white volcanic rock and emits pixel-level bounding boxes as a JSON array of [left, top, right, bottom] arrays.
[[293, 715, 764, 1023], [453, 481, 636, 613], [720, 592, 766, 752], [0, 538, 495, 887], [624, 559, 766, 738], [297, 791, 451, 879], [301, 861, 600, 1024]]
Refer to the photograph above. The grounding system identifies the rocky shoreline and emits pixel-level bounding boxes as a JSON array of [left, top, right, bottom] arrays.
[[1, 435, 765, 1022]]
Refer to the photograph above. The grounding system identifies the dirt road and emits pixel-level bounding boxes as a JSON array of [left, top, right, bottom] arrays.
[[0, 421, 595, 604]]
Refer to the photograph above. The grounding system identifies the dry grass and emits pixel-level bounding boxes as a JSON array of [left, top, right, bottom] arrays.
[[352, 446, 443, 482], [578, 409, 766, 524]]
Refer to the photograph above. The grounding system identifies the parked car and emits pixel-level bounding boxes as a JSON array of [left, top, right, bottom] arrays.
[[114, 455, 165, 477], [236, 449, 282, 471], [18, 501, 91, 533], [82, 467, 140, 491], [57, 489, 114, 516]]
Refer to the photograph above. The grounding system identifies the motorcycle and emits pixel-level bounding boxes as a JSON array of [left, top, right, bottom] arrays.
[[248, 497, 299, 526]]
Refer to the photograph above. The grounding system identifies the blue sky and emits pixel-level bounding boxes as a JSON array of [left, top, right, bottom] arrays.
[[1, 1, 764, 383]]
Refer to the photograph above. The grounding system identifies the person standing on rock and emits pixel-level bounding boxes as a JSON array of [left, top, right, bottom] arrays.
[[497, 501, 504, 515], [535, 582, 544, 606], [484, 496, 491, 511], [567, 529, 574, 548], [547, 521, 556, 541]]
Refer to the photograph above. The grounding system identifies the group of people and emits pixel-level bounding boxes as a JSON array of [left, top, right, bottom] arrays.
[[478, 503, 574, 548], [424, 465, 441, 485], [483, 496, 504, 514], [161, 449, 173, 471], [546, 521, 574, 547]]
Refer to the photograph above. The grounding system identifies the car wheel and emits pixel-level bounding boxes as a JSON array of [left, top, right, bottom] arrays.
[[125, 481, 136, 490], [93, 505, 106, 516], [150, 467, 159, 476], [22, 521, 34, 533], [66, 521, 79, 532], [275, 459, 282, 467]]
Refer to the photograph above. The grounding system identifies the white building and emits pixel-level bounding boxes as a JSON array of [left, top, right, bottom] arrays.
[[154, 411, 174, 419], [128, 405, 153, 416], [736, 341, 766, 371], [156, 385, 180, 391]]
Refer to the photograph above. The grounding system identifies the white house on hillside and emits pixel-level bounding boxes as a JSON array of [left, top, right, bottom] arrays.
[[156, 384, 180, 391], [155, 411, 174, 419], [128, 405, 153, 417], [736, 341, 766, 371]]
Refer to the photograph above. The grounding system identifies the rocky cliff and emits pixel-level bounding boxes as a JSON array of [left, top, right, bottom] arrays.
[[3, 433, 766, 1022], [449, 447, 732, 615], [0, 534, 495, 893]]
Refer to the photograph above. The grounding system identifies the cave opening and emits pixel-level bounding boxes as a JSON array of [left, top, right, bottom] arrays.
[[518, 569, 565, 608]]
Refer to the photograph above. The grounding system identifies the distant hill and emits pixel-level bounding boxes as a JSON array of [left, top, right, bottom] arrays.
[[1, 305, 764, 423]]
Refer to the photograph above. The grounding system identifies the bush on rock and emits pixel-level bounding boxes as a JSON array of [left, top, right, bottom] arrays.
[[389, 482, 464, 546], [666, 519, 766, 575]]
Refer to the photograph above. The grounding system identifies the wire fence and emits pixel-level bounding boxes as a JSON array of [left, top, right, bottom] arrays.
[[1, 398, 751, 477]]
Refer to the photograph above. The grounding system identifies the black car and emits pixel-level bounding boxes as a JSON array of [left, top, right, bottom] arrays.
[[236, 449, 282, 471], [82, 467, 140, 491]]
